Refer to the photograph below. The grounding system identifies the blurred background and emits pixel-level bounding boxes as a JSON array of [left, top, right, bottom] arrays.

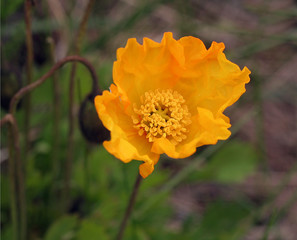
[[1, 0, 297, 239]]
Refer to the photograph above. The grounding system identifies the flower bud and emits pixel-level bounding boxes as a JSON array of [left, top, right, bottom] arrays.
[[79, 93, 109, 144]]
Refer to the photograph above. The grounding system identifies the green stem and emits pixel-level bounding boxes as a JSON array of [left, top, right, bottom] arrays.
[[14, 124, 26, 240], [261, 209, 279, 240], [116, 174, 143, 240], [22, 1, 34, 234], [47, 37, 61, 206], [64, 63, 76, 211], [64, 0, 95, 211], [24, 0, 34, 159], [74, 0, 95, 54], [8, 124, 18, 240], [83, 143, 90, 195]]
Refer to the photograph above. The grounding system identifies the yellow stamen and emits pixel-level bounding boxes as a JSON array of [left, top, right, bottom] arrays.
[[133, 89, 191, 144]]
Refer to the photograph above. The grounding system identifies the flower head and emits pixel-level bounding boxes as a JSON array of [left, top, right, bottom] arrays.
[[95, 32, 250, 178]]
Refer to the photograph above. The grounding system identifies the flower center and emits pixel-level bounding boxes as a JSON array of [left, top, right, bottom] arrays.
[[133, 89, 191, 144]]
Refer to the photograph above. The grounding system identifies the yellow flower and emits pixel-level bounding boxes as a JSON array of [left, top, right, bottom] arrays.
[[95, 32, 250, 178]]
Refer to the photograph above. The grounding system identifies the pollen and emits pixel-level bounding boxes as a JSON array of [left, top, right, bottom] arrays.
[[133, 89, 191, 144]]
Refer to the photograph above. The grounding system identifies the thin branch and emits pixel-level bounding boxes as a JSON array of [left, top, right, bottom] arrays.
[[116, 174, 143, 240], [47, 37, 61, 197], [75, 0, 95, 53], [0, 114, 23, 240], [66, 64, 76, 210], [9, 55, 100, 115]]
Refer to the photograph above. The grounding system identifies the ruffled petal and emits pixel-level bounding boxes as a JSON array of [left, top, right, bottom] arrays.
[[195, 107, 231, 143], [178, 35, 207, 63], [151, 137, 176, 156], [151, 107, 231, 159], [94, 84, 159, 166], [113, 32, 185, 106], [161, 32, 185, 66], [174, 41, 250, 117]]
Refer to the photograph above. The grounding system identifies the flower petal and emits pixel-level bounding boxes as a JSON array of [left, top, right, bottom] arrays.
[[113, 32, 185, 106], [174, 41, 250, 117], [151, 107, 231, 159], [94, 84, 159, 165], [178, 35, 207, 63], [139, 161, 154, 178], [161, 32, 185, 66]]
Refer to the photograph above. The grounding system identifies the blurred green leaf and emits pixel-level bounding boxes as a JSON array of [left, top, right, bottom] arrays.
[[135, 227, 150, 240], [98, 62, 113, 90], [140, 169, 168, 192], [192, 141, 258, 183], [1, 225, 13, 240], [76, 219, 109, 240], [193, 200, 252, 240], [131, 197, 173, 240], [26, 153, 52, 198], [1, 0, 23, 21], [0, 175, 11, 240], [44, 215, 78, 240]]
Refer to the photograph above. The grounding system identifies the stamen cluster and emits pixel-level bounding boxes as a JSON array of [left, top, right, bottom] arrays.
[[133, 89, 191, 144]]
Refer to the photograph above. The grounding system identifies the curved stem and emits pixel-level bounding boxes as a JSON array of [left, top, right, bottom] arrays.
[[116, 174, 143, 240], [3, 55, 100, 239], [9, 55, 100, 115]]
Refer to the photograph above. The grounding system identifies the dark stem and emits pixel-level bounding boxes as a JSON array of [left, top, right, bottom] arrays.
[[1, 114, 24, 240], [14, 119, 26, 240], [83, 143, 90, 195], [3, 55, 99, 239], [64, 63, 76, 210], [74, 0, 95, 53], [116, 174, 143, 240], [48, 37, 61, 201], [24, 0, 34, 160]]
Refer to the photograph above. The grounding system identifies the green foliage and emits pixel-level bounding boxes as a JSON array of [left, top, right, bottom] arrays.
[[98, 62, 113, 90], [193, 200, 252, 240], [191, 141, 258, 183], [1, 225, 13, 240], [44, 216, 78, 240], [76, 219, 109, 240], [1, 0, 23, 21]]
